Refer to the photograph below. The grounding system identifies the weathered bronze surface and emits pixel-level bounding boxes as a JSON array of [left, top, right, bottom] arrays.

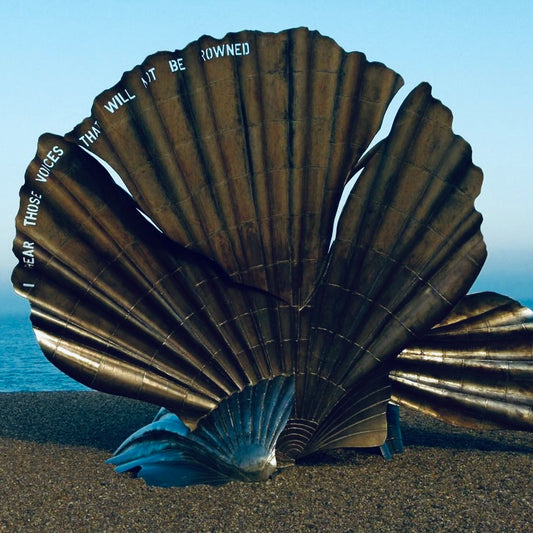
[[392, 292, 533, 430], [12, 28, 532, 485]]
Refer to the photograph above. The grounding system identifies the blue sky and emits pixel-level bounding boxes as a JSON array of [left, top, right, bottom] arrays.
[[2, 0, 532, 313]]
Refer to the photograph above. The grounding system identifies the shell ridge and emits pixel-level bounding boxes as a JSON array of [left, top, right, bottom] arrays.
[[90, 58, 235, 268], [109, 376, 295, 485], [30, 302, 202, 387], [330, 87, 434, 302], [301, 377, 390, 454], [13, 142, 215, 360], [67, 28, 405, 309], [317, 84, 484, 352], [285, 54, 406, 389], [260, 376, 289, 449], [127, 62, 218, 252], [285, 82, 486, 450], [391, 377, 533, 430], [390, 364, 531, 403], [189, 279, 264, 387], [280, 375, 388, 456], [90, 81, 179, 213], [228, 50, 276, 290], [33, 326, 223, 417], [192, 80, 293, 381], [108, 420, 235, 486], [210, 276, 297, 382], [249, 32, 288, 300], [428, 292, 533, 333], [392, 292, 533, 430], [285, 29, 298, 306], [191, 376, 294, 471], [292, 372, 346, 423], [232, 34, 273, 294], [323, 246, 480, 387], [158, 57, 237, 261], [188, 52, 254, 283], [297, 35, 337, 306], [15, 137, 289, 411]]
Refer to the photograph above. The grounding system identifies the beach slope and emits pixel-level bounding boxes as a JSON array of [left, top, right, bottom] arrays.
[[1, 392, 531, 531]]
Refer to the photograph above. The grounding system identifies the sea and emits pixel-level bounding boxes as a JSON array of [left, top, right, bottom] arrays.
[[1, 298, 532, 393], [0, 309, 89, 392]]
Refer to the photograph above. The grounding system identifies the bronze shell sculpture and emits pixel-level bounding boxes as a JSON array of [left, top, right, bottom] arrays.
[[12, 28, 533, 486]]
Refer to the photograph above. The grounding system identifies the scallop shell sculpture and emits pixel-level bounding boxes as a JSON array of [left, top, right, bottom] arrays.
[[12, 28, 533, 486]]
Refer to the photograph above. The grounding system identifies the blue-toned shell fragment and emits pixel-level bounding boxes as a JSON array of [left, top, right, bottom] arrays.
[[107, 375, 295, 486]]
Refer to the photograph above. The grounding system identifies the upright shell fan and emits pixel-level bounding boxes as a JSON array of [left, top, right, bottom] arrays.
[[12, 28, 533, 486]]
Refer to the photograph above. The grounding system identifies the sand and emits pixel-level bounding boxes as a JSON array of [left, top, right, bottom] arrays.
[[0, 391, 531, 532]]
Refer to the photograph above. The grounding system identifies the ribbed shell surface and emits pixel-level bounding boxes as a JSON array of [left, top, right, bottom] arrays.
[[391, 292, 533, 430], [65, 28, 403, 307], [108, 376, 295, 485], [13, 28, 495, 457]]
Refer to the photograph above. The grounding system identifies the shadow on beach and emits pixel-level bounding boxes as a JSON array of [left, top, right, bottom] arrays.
[[0, 391, 156, 450], [1, 391, 531, 456]]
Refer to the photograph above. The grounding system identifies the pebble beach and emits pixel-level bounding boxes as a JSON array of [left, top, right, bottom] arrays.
[[1, 391, 531, 532]]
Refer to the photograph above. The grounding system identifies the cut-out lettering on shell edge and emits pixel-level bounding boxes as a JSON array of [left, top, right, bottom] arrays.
[[13, 28, 532, 487]]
